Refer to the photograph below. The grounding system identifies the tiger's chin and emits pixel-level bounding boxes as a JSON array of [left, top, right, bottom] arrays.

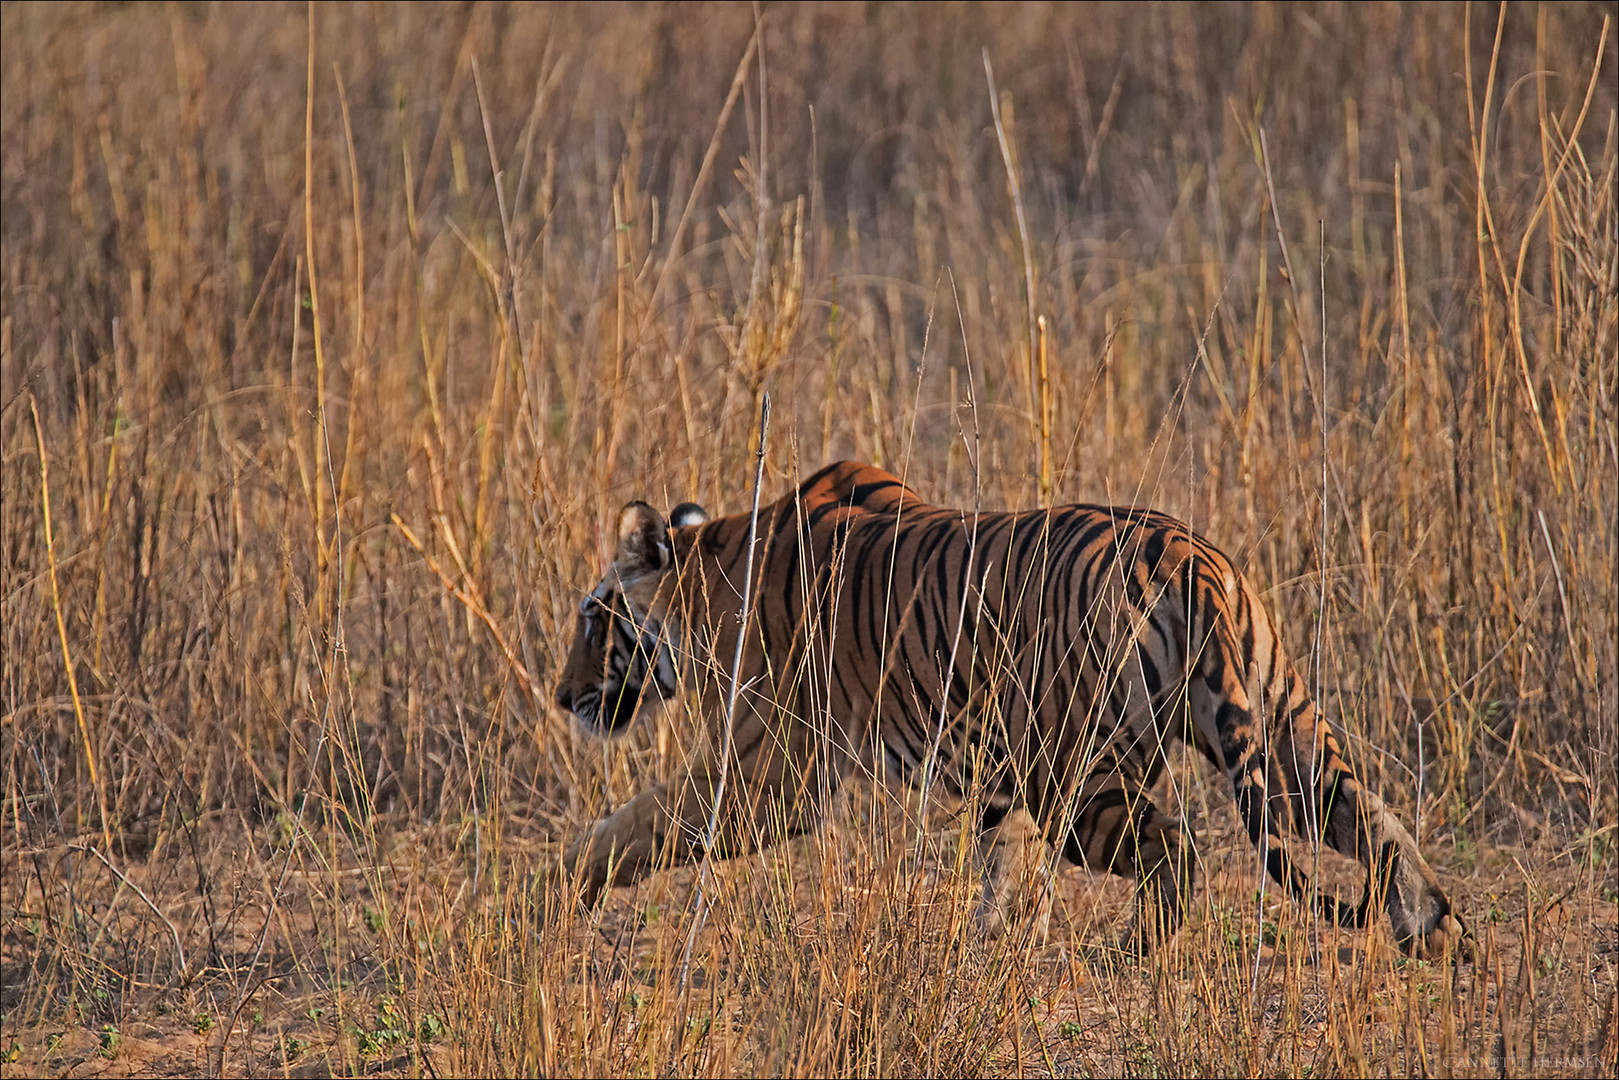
[[584, 682, 671, 734]]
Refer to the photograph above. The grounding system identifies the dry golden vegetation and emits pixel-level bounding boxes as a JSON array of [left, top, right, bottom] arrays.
[[2, 2, 1616, 1076]]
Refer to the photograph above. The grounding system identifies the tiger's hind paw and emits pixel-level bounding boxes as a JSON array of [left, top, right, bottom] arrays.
[[1406, 910, 1476, 964]]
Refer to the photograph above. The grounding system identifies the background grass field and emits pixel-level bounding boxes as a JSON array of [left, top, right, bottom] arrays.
[[2, 2, 1615, 1075]]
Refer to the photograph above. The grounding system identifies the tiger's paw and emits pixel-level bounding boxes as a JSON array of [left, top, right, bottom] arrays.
[[1384, 849, 1474, 964], [1404, 910, 1477, 965], [536, 838, 610, 917], [977, 806, 1055, 946]]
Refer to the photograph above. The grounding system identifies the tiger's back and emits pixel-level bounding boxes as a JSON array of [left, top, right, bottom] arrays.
[[554, 461, 1469, 956]]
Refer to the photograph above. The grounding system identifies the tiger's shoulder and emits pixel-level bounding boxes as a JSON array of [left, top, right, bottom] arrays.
[[793, 461, 928, 523]]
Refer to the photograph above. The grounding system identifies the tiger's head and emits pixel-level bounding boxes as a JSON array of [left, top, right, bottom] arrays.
[[554, 499, 709, 733]]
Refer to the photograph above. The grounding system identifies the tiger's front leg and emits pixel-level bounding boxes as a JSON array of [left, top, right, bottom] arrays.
[[559, 779, 699, 907], [556, 717, 845, 908]]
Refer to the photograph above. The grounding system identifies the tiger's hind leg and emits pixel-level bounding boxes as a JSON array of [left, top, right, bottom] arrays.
[[1296, 748, 1473, 959], [976, 803, 1054, 944], [1061, 780, 1196, 952], [1202, 699, 1471, 959], [1191, 594, 1472, 960]]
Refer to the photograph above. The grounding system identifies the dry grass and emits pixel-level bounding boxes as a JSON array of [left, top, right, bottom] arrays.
[[2, 2, 1615, 1076]]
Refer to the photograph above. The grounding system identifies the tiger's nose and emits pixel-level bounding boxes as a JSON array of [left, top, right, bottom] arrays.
[[554, 684, 574, 712]]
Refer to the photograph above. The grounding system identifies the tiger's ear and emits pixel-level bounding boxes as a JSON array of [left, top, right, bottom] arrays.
[[669, 502, 709, 529], [616, 501, 670, 574]]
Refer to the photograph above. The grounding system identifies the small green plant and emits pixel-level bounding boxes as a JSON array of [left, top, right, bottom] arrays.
[[193, 1012, 214, 1035], [354, 997, 411, 1059], [97, 1025, 120, 1060], [1059, 1021, 1084, 1040], [353, 1026, 385, 1059], [268, 812, 297, 852]]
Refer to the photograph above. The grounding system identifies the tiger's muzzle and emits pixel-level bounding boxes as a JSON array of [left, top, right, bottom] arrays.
[[554, 589, 680, 734]]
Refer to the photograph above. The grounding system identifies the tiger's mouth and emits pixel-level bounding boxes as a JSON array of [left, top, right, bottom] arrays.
[[555, 679, 645, 734], [555, 590, 683, 735], [600, 677, 657, 732], [556, 648, 678, 734]]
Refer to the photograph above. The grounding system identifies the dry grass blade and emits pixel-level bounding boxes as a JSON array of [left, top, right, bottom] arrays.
[[27, 396, 111, 856], [679, 392, 771, 993], [392, 513, 540, 705]]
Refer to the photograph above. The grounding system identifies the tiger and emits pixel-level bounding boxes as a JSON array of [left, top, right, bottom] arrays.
[[552, 460, 1471, 955]]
